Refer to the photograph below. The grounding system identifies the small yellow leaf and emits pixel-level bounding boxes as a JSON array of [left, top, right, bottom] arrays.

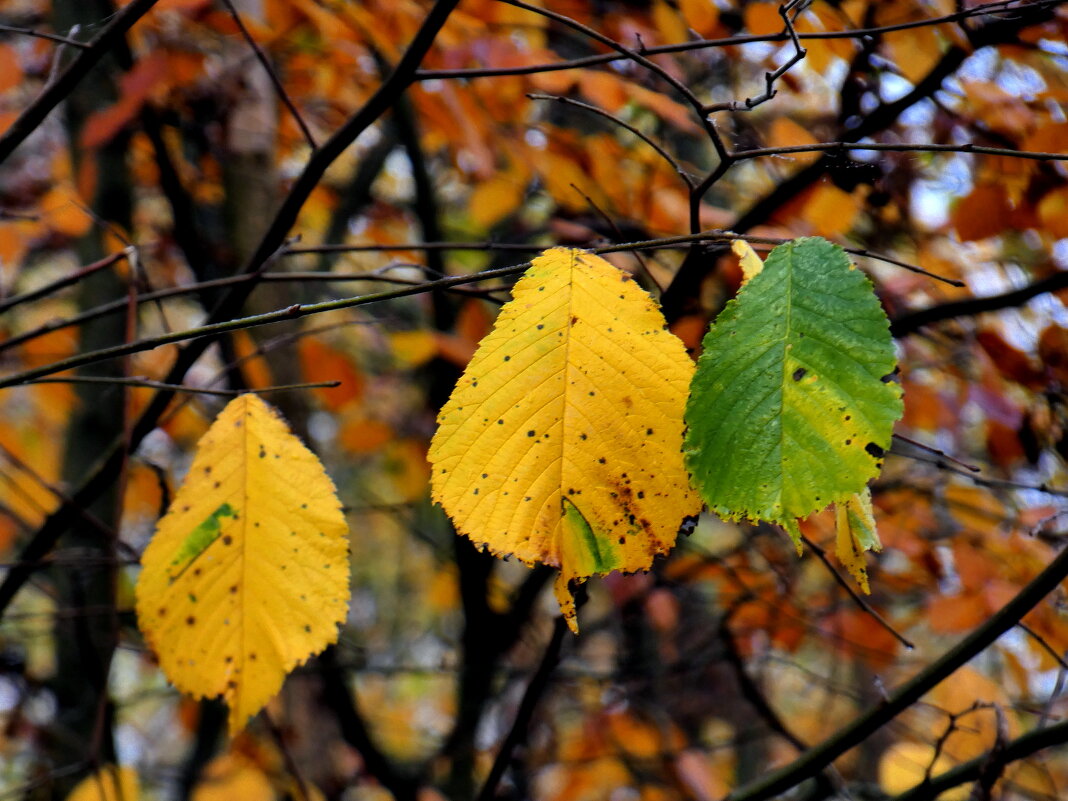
[[390, 330, 439, 368], [731, 239, 764, 285], [65, 766, 139, 801], [429, 248, 700, 632], [136, 395, 350, 733], [191, 753, 275, 801], [834, 488, 880, 593]]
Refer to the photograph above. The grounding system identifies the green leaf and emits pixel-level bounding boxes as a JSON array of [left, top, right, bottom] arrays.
[[684, 237, 903, 541]]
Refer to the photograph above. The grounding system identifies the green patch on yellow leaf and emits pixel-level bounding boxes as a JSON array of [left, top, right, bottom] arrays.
[[429, 248, 700, 632], [136, 394, 350, 733], [167, 502, 237, 582]]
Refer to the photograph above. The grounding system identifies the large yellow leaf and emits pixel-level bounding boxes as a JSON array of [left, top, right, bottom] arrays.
[[429, 248, 700, 632], [136, 394, 350, 733]]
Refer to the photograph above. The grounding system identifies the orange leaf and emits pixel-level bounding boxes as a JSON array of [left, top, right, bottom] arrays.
[[0, 45, 23, 94], [952, 184, 1012, 241], [338, 417, 393, 455], [744, 2, 782, 36], [801, 183, 859, 237], [298, 338, 364, 412], [1037, 186, 1068, 239], [928, 592, 987, 633], [678, 0, 720, 38]]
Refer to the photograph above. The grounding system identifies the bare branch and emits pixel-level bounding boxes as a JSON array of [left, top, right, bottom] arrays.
[[528, 93, 695, 188], [0, 0, 162, 165], [219, 0, 317, 149], [415, 0, 1056, 81], [0, 23, 90, 49], [726, 543, 1068, 801]]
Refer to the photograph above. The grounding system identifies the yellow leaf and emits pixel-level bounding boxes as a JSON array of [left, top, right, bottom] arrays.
[[390, 330, 439, 368], [429, 248, 700, 632], [470, 174, 525, 229], [835, 488, 880, 594], [731, 239, 764, 285], [878, 742, 967, 801], [191, 753, 275, 801], [802, 183, 859, 238], [65, 766, 139, 801], [135, 395, 350, 733]]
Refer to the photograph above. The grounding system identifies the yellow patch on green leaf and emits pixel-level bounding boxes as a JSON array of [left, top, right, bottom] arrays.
[[731, 238, 765, 285], [835, 488, 880, 593], [429, 248, 700, 632], [135, 394, 350, 733]]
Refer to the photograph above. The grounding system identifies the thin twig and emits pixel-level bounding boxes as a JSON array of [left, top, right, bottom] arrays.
[[566, 182, 664, 294], [0, 23, 90, 48], [414, 0, 1060, 80], [892, 434, 981, 472], [892, 451, 1068, 498], [219, 0, 317, 149], [0, 249, 130, 314], [730, 140, 1068, 163], [528, 93, 695, 187], [26, 376, 341, 396], [801, 535, 915, 650], [1016, 621, 1068, 671], [706, 0, 808, 113], [500, 0, 730, 161]]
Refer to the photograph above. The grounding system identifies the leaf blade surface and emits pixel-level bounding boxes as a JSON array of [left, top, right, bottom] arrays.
[[685, 237, 902, 536], [136, 394, 350, 732], [429, 248, 700, 631]]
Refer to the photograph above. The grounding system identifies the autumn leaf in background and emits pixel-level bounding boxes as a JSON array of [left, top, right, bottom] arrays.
[[65, 766, 139, 801], [135, 394, 350, 733], [429, 248, 700, 632], [685, 237, 903, 583]]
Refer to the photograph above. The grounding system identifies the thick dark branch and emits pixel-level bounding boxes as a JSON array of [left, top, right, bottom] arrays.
[[0, 0, 161, 165], [891, 271, 1068, 336], [236, 0, 462, 282], [725, 544, 1068, 801]]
